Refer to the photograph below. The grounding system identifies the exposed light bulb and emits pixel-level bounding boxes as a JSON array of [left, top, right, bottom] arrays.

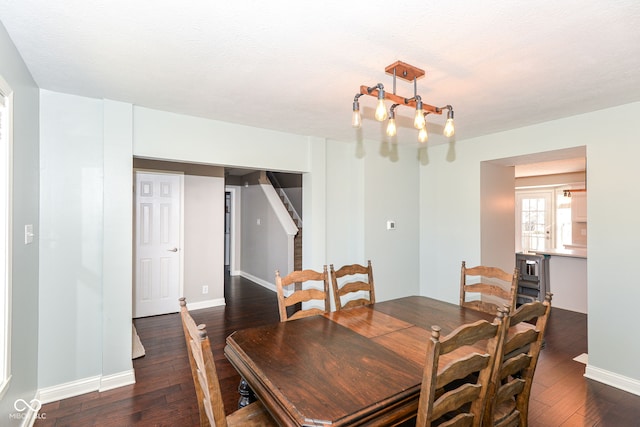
[[443, 107, 455, 137], [352, 99, 361, 128], [375, 99, 388, 121], [352, 110, 362, 128], [414, 99, 425, 129], [443, 118, 455, 137], [418, 126, 428, 143], [386, 118, 397, 137]]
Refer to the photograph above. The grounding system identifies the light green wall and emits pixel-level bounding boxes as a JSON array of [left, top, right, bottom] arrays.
[[133, 106, 310, 172], [4, 12, 639, 400], [363, 141, 420, 301], [325, 139, 365, 285], [39, 97, 640, 394], [326, 138, 420, 303], [586, 103, 640, 381], [39, 90, 104, 388], [102, 100, 133, 378], [419, 102, 640, 385], [0, 20, 40, 419]]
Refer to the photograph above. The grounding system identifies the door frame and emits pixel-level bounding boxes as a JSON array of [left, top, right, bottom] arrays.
[[225, 186, 240, 275], [133, 168, 185, 315], [515, 189, 554, 252]]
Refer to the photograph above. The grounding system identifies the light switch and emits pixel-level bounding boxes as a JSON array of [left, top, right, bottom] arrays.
[[386, 220, 396, 230], [24, 224, 34, 244]]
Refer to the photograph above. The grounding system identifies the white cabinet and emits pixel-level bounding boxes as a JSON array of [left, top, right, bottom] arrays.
[[571, 192, 587, 222], [548, 255, 587, 314]]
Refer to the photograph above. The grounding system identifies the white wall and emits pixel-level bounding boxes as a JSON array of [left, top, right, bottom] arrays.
[[0, 19, 40, 418], [419, 102, 640, 393]]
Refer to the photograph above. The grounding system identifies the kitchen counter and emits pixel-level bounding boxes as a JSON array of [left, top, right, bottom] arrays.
[[524, 248, 587, 259], [518, 250, 586, 313]]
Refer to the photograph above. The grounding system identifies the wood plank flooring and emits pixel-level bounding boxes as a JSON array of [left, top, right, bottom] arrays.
[[35, 274, 640, 426]]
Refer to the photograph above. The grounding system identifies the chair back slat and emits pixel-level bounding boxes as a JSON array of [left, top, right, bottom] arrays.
[[484, 293, 553, 427], [416, 309, 508, 427], [180, 298, 276, 427], [180, 298, 228, 427], [460, 261, 519, 316], [330, 260, 376, 310], [276, 266, 330, 322]]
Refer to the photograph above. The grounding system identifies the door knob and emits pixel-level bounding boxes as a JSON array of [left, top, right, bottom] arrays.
[[167, 248, 178, 252]]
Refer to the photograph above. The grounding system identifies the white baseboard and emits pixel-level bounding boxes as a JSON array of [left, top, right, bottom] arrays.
[[585, 364, 640, 396], [37, 375, 101, 404], [20, 410, 37, 427], [186, 297, 225, 310], [240, 271, 276, 293], [37, 368, 137, 405], [12, 392, 42, 427], [99, 369, 135, 392]]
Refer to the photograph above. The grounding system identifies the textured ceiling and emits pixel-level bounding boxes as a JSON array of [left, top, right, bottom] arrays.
[[1, 1, 639, 148]]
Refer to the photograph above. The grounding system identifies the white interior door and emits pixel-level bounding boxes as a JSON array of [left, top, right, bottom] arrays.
[[134, 171, 182, 318]]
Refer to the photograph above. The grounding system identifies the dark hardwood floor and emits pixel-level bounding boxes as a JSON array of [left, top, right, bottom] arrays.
[[35, 275, 640, 426]]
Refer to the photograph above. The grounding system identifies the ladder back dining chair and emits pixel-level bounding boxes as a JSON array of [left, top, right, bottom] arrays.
[[179, 298, 276, 427], [416, 308, 509, 426], [329, 260, 375, 310], [460, 261, 519, 316], [484, 293, 553, 427], [275, 266, 330, 322]]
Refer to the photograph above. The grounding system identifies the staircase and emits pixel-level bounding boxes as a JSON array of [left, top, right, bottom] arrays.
[[267, 172, 302, 270]]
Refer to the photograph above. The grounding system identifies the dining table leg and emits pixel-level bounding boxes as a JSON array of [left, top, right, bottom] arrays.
[[237, 377, 257, 409]]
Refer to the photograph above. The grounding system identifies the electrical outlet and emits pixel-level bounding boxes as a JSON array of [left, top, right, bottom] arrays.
[[202, 285, 209, 294]]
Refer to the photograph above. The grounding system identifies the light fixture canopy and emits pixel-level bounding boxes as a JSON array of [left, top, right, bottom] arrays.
[[352, 61, 455, 141]]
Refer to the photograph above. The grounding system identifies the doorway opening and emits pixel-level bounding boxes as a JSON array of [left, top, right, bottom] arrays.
[[481, 146, 587, 315]]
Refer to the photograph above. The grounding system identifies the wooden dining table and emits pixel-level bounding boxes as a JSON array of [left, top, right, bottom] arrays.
[[224, 296, 496, 426]]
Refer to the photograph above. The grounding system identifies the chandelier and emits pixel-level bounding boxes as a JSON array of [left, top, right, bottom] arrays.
[[352, 61, 454, 143]]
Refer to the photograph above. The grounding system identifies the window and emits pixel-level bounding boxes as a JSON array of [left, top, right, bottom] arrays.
[[555, 190, 572, 247], [0, 75, 13, 397]]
